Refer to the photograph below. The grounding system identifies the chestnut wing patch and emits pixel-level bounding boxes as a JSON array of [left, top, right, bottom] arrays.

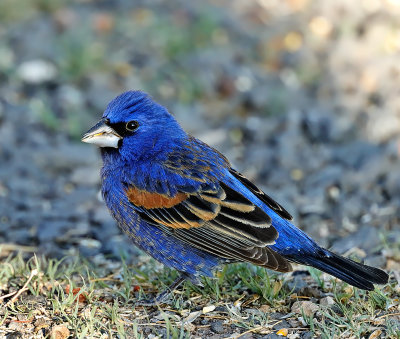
[[229, 168, 293, 220], [126, 187, 187, 209]]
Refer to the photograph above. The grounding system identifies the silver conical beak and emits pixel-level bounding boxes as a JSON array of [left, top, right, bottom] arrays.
[[81, 120, 122, 148]]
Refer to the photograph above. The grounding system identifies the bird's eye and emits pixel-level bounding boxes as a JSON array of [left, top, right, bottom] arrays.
[[126, 120, 139, 132]]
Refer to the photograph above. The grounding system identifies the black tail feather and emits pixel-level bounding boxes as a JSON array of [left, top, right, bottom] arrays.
[[289, 250, 388, 291]]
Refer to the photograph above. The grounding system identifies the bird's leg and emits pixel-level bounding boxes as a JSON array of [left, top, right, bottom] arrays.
[[135, 274, 186, 306]]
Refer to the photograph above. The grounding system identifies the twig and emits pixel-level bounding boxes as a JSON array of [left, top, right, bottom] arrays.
[[233, 326, 266, 338], [89, 277, 121, 283], [290, 295, 311, 299], [377, 312, 400, 319], [0, 290, 18, 302], [0, 243, 38, 253], [232, 320, 286, 338], [5, 269, 38, 306]]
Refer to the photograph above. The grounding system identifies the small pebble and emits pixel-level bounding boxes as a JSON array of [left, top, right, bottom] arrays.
[[17, 59, 57, 84], [210, 320, 225, 334], [291, 301, 319, 317], [320, 296, 335, 307], [202, 305, 215, 314]]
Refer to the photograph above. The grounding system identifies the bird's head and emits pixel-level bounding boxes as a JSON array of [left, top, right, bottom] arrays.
[[82, 91, 186, 162]]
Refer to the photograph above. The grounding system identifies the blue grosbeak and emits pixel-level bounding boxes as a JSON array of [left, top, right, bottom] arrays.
[[82, 91, 388, 302]]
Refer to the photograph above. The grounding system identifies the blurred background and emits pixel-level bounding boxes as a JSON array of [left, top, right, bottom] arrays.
[[0, 0, 399, 270]]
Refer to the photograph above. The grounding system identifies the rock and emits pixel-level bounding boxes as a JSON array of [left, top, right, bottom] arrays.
[[17, 59, 57, 84], [78, 238, 102, 257], [210, 320, 225, 334], [260, 334, 282, 339], [301, 111, 332, 143], [70, 166, 100, 186], [6, 228, 33, 246], [5, 332, 23, 339], [269, 312, 287, 320], [91, 206, 115, 225], [57, 85, 84, 108], [50, 325, 70, 339], [37, 220, 72, 243], [101, 234, 139, 260], [300, 331, 314, 339], [291, 301, 319, 317], [303, 165, 343, 195], [35, 143, 98, 172], [286, 275, 309, 293], [214, 305, 228, 313], [288, 319, 303, 328], [320, 296, 335, 307], [366, 110, 400, 143], [330, 304, 344, 316], [203, 305, 216, 314], [386, 259, 400, 271], [333, 141, 380, 169], [299, 287, 323, 298], [0, 46, 14, 72], [330, 225, 380, 254], [259, 304, 271, 313]]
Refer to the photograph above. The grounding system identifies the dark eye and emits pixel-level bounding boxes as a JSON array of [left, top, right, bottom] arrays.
[[126, 120, 139, 131]]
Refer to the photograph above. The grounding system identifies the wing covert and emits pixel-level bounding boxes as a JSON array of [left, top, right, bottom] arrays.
[[125, 180, 291, 272]]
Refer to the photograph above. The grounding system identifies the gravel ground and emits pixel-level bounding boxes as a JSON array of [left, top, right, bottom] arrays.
[[0, 0, 399, 337]]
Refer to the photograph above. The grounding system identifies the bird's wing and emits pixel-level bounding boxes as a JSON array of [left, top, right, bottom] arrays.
[[229, 168, 293, 220], [125, 179, 291, 272]]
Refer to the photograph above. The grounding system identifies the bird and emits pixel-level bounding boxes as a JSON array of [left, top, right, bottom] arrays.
[[82, 90, 388, 304]]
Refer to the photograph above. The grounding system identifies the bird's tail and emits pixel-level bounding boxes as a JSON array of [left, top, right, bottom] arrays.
[[289, 250, 388, 291]]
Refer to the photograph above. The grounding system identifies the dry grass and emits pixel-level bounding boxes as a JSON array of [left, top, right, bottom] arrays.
[[0, 246, 398, 338]]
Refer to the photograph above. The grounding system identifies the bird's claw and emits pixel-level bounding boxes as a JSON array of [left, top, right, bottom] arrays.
[[134, 274, 186, 307], [135, 294, 170, 307]]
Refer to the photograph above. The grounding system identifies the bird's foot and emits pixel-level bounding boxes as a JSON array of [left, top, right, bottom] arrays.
[[135, 292, 170, 307], [135, 274, 186, 307]]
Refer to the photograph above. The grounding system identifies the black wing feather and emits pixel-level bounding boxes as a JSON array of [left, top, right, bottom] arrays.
[[229, 168, 293, 220]]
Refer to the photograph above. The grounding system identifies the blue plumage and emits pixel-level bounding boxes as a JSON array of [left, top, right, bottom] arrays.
[[82, 90, 388, 294]]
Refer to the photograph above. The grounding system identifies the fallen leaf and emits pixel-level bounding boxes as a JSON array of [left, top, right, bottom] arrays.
[[291, 301, 319, 317], [320, 296, 335, 306], [387, 259, 400, 271], [273, 281, 283, 296], [65, 285, 87, 303], [369, 329, 382, 339], [202, 305, 215, 314], [277, 328, 288, 336], [34, 317, 50, 332], [182, 311, 201, 324], [234, 294, 245, 307], [50, 325, 70, 339], [259, 304, 271, 313]]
